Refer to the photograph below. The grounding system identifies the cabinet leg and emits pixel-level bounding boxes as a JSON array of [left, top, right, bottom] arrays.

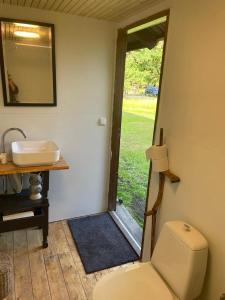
[[43, 239, 48, 248], [42, 226, 48, 248], [42, 205, 49, 248]]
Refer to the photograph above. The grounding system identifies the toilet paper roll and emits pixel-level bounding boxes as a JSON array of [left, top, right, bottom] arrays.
[[149, 144, 167, 160], [152, 157, 169, 172]]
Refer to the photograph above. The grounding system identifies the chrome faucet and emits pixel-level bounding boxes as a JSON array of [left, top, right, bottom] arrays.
[[1, 128, 27, 152]]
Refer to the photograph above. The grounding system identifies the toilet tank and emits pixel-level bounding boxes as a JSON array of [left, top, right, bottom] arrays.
[[151, 221, 208, 300]]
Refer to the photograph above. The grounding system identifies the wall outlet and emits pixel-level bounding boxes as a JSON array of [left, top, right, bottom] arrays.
[[98, 117, 107, 126]]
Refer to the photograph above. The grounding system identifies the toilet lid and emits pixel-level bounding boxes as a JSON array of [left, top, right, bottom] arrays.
[[93, 263, 177, 300]]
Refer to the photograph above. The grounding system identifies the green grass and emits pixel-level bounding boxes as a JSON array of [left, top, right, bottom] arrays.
[[117, 97, 157, 227]]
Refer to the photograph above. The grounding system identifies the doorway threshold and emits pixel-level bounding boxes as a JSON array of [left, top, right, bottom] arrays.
[[110, 204, 142, 256]]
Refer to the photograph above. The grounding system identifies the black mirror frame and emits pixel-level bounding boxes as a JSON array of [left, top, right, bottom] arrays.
[[0, 18, 57, 107]]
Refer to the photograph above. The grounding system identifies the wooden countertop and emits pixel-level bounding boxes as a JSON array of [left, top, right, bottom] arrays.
[[0, 158, 69, 175]]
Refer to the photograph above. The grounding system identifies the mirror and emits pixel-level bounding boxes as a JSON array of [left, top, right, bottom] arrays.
[[0, 19, 56, 106]]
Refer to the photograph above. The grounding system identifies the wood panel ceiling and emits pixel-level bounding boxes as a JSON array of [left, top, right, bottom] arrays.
[[0, 0, 164, 22]]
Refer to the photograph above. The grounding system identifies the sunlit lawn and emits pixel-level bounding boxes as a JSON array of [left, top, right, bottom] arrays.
[[117, 97, 157, 227]]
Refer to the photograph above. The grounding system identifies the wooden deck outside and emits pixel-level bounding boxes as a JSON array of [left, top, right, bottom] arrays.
[[0, 220, 135, 300]]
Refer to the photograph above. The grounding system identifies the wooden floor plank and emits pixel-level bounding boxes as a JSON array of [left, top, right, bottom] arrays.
[[52, 222, 71, 255], [62, 220, 76, 249], [0, 232, 15, 300], [70, 248, 96, 300], [0, 231, 14, 256], [13, 230, 33, 300], [43, 222, 70, 258], [0, 220, 134, 300], [45, 255, 69, 300], [27, 228, 51, 300], [62, 221, 96, 300], [59, 252, 87, 300]]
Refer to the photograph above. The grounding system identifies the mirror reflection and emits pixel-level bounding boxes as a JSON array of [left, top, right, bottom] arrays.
[[0, 20, 56, 106]]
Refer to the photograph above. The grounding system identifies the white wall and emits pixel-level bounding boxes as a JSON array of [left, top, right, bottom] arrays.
[[0, 4, 116, 220], [119, 0, 225, 299]]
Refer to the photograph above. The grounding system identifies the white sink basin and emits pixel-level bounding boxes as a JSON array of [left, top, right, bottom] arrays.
[[12, 140, 60, 166]]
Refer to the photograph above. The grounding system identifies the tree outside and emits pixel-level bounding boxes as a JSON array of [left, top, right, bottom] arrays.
[[124, 41, 163, 95]]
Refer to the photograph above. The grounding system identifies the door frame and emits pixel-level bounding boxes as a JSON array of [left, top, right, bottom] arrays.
[[108, 9, 170, 257]]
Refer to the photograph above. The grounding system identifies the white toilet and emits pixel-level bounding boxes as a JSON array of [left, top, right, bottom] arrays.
[[93, 221, 208, 300]]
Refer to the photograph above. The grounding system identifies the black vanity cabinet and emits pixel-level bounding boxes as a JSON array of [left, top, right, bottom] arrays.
[[0, 159, 69, 248]]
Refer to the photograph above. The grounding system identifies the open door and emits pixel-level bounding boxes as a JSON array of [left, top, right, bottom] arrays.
[[108, 10, 170, 256]]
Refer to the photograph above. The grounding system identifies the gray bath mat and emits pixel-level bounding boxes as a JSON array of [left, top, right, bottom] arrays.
[[68, 212, 139, 273]]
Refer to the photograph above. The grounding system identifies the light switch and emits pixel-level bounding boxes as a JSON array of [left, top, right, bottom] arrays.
[[98, 117, 107, 126]]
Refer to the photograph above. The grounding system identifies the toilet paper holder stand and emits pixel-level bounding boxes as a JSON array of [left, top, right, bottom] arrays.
[[144, 128, 180, 256]]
